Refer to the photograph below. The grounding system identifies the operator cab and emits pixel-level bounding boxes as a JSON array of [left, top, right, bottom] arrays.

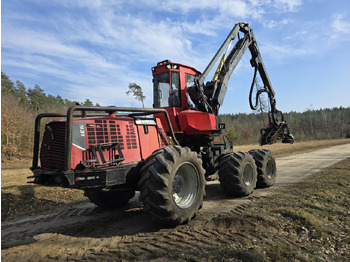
[[151, 60, 217, 134], [152, 60, 199, 111]]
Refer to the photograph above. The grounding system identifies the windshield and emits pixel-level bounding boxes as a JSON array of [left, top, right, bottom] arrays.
[[153, 72, 180, 107]]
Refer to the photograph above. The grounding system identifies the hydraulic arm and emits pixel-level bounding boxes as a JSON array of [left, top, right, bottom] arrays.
[[188, 22, 294, 145]]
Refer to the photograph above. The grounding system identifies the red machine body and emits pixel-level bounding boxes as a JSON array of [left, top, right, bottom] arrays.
[[40, 116, 168, 171]]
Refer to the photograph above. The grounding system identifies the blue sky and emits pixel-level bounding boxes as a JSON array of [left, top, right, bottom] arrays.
[[2, 0, 350, 114]]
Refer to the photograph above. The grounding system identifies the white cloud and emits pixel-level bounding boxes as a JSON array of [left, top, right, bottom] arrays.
[[58, 0, 105, 9], [263, 19, 291, 29], [155, 0, 264, 19], [260, 41, 311, 61], [331, 13, 350, 35], [273, 0, 302, 12], [3, 25, 123, 72], [181, 19, 220, 37]]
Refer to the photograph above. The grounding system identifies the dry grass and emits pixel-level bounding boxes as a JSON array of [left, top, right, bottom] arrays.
[[193, 157, 350, 261], [1, 168, 85, 221], [234, 138, 350, 158]]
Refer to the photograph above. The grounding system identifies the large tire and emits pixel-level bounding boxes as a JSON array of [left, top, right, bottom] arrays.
[[249, 149, 277, 188], [84, 189, 135, 209], [218, 152, 257, 197], [138, 146, 206, 225]]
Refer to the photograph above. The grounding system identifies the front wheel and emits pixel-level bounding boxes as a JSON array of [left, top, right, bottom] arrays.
[[138, 146, 206, 225], [218, 152, 257, 197]]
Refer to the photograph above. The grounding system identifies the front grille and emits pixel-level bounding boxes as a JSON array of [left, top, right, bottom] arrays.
[[40, 122, 66, 169], [87, 120, 125, 149], [40, 118, 138, 170], [126, 121, 137, 149]]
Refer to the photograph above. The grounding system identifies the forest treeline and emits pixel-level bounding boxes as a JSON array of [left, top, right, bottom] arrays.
[[1, 72, 99, 160], [1, 72, 350, 160], [219, 107, 350, 145]]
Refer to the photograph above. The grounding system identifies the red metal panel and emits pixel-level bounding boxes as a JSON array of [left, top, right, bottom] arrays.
[[151, 61, 201, 78], [154, 107, 181, 132], [71, 145, 85, 169], [178, 110, 217, 135], [137, 125, 161, 160]]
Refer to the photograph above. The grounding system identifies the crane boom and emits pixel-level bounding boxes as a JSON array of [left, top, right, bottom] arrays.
[[188, 22, 294, 145], [189, 22, 274, 115]]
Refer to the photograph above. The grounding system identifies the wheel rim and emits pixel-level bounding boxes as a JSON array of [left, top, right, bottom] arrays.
[[266, 159, 275, 179], [243, 162, 254, 186], [172, 162, 199, 209]]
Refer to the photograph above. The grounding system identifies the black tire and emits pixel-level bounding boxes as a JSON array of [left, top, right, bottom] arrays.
[[84, 189, 135, 209], [138, 146, 206, 225], [218, 152, 257, 197], [249, 149, 277, 188]]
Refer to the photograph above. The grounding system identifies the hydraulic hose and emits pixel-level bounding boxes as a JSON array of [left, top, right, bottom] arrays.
[[249, 65, 267, 110], [249, 65, 279, 126]]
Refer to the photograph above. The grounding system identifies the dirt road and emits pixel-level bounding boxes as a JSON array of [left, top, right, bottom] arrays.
[[2, 143, 350, 261]]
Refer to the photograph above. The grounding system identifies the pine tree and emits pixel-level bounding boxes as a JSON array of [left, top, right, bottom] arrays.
[[126, 83, 146, 108]]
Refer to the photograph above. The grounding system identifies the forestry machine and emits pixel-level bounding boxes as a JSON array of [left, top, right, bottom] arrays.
[[30, 22, 294, 225]]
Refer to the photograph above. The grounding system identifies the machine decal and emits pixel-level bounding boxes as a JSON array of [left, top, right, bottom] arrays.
[[72, 121, 87, 150]]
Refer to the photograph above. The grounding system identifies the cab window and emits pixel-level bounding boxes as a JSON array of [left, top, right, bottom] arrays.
[[185, 73, 195, 88], [153, 71, 181, 107], [153, 72, 170, 107], [171, 72, 180, 106]]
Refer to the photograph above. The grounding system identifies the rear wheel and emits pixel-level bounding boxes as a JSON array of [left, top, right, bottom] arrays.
[[84, 189, 135, 209], [249, 149, 277, 188], [218, 152, 257, 197], [138, 146, 205, 225]]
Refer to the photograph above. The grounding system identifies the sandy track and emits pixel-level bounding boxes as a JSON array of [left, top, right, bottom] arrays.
[[2, 143, 350, 261]]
